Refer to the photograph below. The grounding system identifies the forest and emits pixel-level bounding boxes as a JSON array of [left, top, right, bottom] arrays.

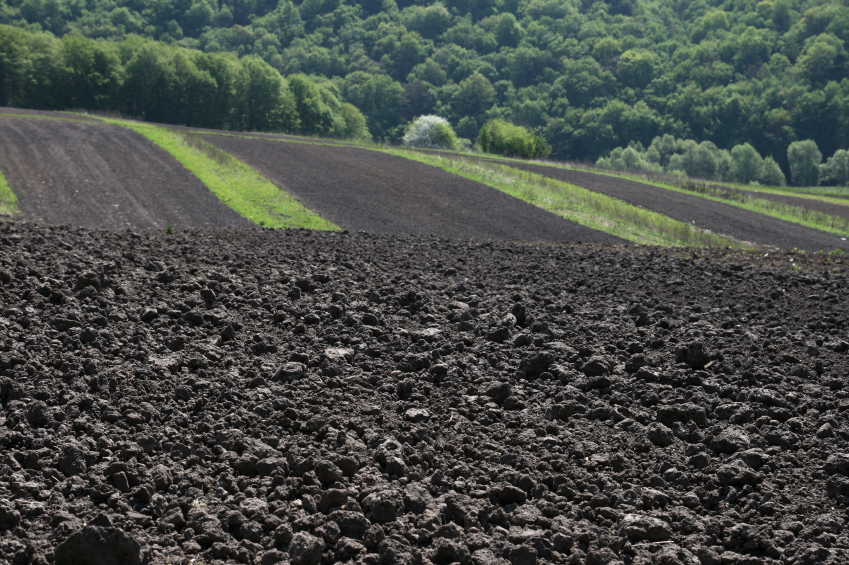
[[1, 0, 849, 183]]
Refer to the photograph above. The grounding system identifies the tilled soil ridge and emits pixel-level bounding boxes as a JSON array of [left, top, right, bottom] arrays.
[[0, 117, 253, 230], [1, 224, 849, 565], [202, 136, 622, 244]]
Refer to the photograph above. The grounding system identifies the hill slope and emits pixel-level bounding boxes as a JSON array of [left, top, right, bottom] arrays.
[[202, 134, 623, 243], [0, 115, 254, 229]]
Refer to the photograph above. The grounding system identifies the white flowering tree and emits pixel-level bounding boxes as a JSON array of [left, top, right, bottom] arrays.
[[402, 115, 458, 150]]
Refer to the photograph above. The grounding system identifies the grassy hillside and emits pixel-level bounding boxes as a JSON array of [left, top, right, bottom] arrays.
[[2, 0, 849, 178]]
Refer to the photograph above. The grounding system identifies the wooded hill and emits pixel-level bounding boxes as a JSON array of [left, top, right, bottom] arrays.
[[1, 0, 848, 176]]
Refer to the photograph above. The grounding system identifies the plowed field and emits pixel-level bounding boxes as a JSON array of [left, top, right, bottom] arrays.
[[2, 223, 848, 565], [469, 161, 845, 252], [202, 136, 622, 244], [0, 116, 252, 229]]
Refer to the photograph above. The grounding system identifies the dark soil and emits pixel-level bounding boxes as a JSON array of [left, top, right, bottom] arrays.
[[2, 222, 849, 565], [0, 117, 253, 230], [202, 137, 621, 244], [470, 162, 845, 253]]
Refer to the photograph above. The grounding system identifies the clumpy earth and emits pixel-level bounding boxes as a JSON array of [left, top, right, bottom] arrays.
[[1, 222, 848, 565], [0, 116, 253, 230]]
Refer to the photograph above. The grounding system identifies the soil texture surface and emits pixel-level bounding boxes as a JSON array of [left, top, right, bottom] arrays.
[[2, 223, 849, 565], [475, 161, 845, 252], [203, 136, 620, 244], [0, 117, 253, 230]]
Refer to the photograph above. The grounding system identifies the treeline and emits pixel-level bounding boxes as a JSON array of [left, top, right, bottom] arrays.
[[597, 135, 849, 187], [0, 25, 369, 138], [2, 0, 849, 174]]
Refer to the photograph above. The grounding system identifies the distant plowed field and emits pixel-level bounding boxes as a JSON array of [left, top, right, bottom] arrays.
[[0, 116, 252, 229], [201, 135, 623, 244], [503, 162, 845, 251]]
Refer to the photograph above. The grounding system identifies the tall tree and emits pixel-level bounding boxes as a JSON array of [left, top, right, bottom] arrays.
[[787, 140, 823, 187]]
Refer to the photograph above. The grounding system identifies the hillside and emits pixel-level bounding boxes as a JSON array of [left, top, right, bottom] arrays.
[[1, 0, 849, 175], [0, 116, 255, 229]]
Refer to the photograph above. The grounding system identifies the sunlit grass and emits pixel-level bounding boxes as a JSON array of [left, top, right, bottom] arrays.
[[0, 168, 19, 217], [0, 112, 99, 124], [387, 149, 745, 248]]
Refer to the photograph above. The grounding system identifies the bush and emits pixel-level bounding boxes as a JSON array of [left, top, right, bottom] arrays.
[[477, 119, 550, 159], [402, 115, 458, 149], [760, 157, 786, 186], [729, 143, 764, 183], [596, 146, 662, 174], [820, 149, 849, 186], [787, 139, 822, 186]]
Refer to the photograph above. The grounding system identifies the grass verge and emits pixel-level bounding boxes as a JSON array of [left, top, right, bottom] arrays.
[[777, 185, 849, 198], [0, 112, 101, 124], [579, 168, 849, 239], [100, 118, 338, 230], [0, 168, 19, 217], [386, 149, 744, 248]]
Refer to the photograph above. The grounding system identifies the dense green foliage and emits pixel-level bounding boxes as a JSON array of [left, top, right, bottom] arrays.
[[597, 134, 795, 185], [787, 138, 822, 185], [597, 133, 849, 186], [821, 148, 849, 185], [0, 24, 369, 137], [477, 118, 550, 158], [2, 0, 849, 172]]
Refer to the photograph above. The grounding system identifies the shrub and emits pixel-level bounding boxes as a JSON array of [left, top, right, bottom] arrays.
[[760, 156, 786, 186], [402, 115, 458, 149], [729, 143, 763, 183], [596, 146, 662, 174], [787, 139, 822, 186], [477, 119, 550, 159], [820, 149, 849, 186]]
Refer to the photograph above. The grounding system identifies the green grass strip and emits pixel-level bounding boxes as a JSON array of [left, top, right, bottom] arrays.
[[775, 185, 849, 198], [0, 167, 19, 217], [100, 118, 338, 230], [0, 112, 102, 124], [579, 166, 849, 207], [690, 180, 849, 204], [574, 167, 849, 242], [385, 149, 743, 248]]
